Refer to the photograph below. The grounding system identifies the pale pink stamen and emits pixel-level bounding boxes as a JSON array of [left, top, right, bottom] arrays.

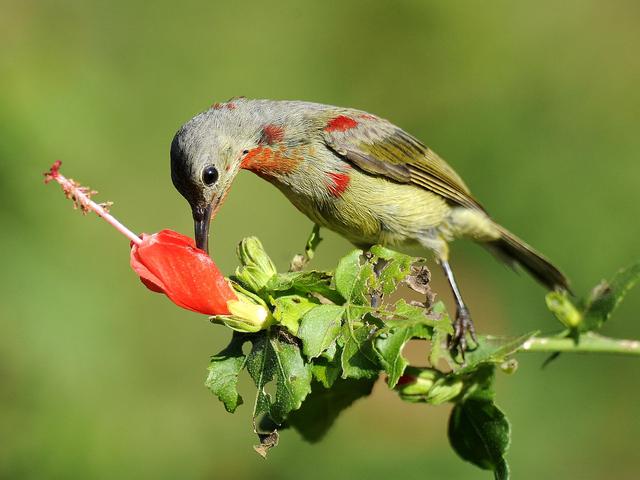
[[44, 160, 142, 245]]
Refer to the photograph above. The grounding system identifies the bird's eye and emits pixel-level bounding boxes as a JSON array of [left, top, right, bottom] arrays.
[[242, 149, 249, 155], [202, 165, 219, 186]]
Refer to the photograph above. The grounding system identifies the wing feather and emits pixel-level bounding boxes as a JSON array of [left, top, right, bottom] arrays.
[[322, 112, 485, 212]]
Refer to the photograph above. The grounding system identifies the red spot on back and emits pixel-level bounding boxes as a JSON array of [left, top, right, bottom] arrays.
[[261, 124, 284, 145], [211, 102, 236, 110], [325, 115, 358, 132], [327, 172, 351, 197]]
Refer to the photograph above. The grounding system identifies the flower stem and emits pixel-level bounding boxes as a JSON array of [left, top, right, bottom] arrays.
[[44, 161, 142, 245], [520, 332, 640, 356]]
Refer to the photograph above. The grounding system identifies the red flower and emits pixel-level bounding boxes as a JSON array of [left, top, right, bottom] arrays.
[[130, 229, 237, 315]]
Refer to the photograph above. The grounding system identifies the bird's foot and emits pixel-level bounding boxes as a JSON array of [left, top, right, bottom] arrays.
[[447, 306, 478, 362]]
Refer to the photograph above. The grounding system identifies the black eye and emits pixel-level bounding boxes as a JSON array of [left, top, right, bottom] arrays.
[[202, 165, 219, 186], [242, 149, 249, 155]]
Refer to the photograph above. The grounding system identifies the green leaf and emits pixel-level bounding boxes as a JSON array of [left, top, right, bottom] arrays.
[[385, 299, 453, 334], [375, 327, 415, 388], [374, 312, 433, 388], [287, 378, 375, 442], [310, 356, 342, 388], [455, 332, 538, 376], [271, 295, 319, 335], [297, 305, 346, 359], [245, 329, 312, 424], [339, 323, 380, 379], [429, 302, 451, 367], [583, 261, 640, 331], [448, 398, 511, 479], [334, 249, 376, 305], [205, 333, 248, 413], [267, 271, 342, 303], [334, 249, 363, 301], [369, 245, 415, 296]]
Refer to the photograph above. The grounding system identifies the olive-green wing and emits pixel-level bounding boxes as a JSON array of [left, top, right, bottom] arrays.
[[321, 112, 485, 212]]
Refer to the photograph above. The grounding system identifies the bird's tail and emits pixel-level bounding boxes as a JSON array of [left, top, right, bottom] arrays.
[[486, 225, 570, 292]]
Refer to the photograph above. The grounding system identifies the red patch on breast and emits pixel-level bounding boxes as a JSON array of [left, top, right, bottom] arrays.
[[325, 115, 358, 132], [327, 172, 351, 197], [261, 124, 284, 145]]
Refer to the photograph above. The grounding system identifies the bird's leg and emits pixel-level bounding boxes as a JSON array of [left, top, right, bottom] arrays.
[[440, 259, 478, 359]]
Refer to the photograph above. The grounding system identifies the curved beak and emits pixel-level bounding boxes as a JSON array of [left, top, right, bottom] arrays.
[[193, 203, 213, 253]]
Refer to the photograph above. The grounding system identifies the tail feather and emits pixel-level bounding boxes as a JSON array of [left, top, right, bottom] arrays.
[[487, 225, 570, 292]]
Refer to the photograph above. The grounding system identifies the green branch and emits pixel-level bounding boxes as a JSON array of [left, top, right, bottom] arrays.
[[518, 332, 640, 356]]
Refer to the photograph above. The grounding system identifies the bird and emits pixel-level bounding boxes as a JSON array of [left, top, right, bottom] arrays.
[[169, 97, 569, 353]]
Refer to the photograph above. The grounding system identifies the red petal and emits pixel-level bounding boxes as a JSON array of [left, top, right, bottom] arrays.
[[130, 238, 167, 293], [130, 230, 237, 315]]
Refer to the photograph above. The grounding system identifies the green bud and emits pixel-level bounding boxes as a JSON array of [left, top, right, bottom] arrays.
[[210, 290, 274, 333], [426, 378, 464, 405], [546, 291, 582, 329], [500, 358, 518, 374], [396, 368, 441, 403], [235, 237, 277, 292]]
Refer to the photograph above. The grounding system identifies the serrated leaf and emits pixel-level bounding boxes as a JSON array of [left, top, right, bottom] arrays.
[[246, 329, 312, 424], [448, 398, 511, 479], [205, 333, 248, 413], [339, 323, 380, 379], [267, 271, 342, 303], [386, 299, 453, 335], [583, 261, 640, 331], [369, 245, 415, 296], [429, 302, 451, 367], [334, 249, 376, 305], [271, 295, 319, 335], [335, 249, 363, 300], [374, 329, 413, 388], [287, 378, 375, 442], [374, 320, 431, 388], [310, 356, 342, 388], [455, 332, 538, 375], [297, 305, 346, 359]]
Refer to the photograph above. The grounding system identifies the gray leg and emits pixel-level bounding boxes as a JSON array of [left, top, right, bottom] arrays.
[[440, 259, 477, 357]]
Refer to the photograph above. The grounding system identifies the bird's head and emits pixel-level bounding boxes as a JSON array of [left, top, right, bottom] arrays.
[[170, 102, 265, 252]]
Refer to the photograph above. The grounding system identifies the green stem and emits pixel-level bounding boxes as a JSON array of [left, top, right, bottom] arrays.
[[520, 332, 640, 356]]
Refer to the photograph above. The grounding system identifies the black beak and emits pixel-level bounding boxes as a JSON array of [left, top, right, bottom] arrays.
[[193, 204, 213, 253]]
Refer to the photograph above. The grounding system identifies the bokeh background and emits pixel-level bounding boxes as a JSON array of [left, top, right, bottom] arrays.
[[1, 0, 639, 478]]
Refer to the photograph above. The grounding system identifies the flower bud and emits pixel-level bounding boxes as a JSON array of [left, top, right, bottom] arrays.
[[425, 378, 464, 405], [396, 367, 440, 403], [210, 288, 274, 333], [395, 367, 464, 405], [235, 237, 277, 292], [546, 291, 582, 329]]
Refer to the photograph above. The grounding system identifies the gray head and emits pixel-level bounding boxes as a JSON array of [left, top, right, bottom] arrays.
[[170, 101, 265, 252], [171, 98, 332, 251]]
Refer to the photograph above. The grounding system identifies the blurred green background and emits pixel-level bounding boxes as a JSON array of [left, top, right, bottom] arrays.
[[1, 0, 639, 478]]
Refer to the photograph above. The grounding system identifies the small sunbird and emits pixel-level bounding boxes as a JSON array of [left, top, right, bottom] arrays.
[[169, 98, 569, 353]]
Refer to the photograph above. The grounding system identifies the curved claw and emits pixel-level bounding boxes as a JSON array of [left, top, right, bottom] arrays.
[[447, 306, 478, 362]]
